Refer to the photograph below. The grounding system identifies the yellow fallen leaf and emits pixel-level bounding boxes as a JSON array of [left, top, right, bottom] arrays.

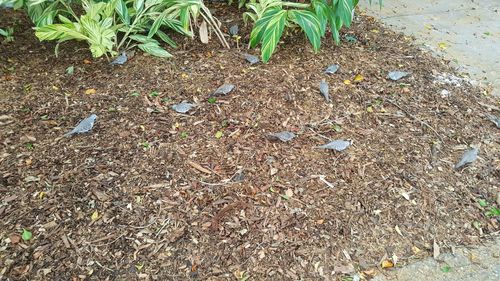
[[354, 74, 364, 82], [85, 88, 96, 95], [370, 29, 379, 33], [181, 73, 189, 79], [91, 210, 99, 221], [424, 24, 433, 30], [412, 246, 421, 254], [381, 260, 394, 268], [438, 42, 448, 50], [38, 191, 46, 200], [343, 79, 351, 85], [366, 106, 374, 113]]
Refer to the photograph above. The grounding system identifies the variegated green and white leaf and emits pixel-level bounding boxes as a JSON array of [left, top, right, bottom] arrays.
[[156, 30, 177, 48], [249, 8, 283, 48], [259, 9, 287, 63], [115, 0, 130, 25], [288, 10, 321, 52], [336, 0, 354, 28], [138, 42, 172, 58]]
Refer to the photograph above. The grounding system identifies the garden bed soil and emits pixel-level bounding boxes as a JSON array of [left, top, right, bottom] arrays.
[[1, 5, 499, 280]]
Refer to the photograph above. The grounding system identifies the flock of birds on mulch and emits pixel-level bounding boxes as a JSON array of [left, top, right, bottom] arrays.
[[65, 55, 500, 171]]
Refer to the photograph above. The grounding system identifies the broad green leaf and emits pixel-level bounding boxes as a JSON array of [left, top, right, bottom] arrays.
[[35, 23, 88, 41], [163, 18, 192, 37], [13, 0, 24, 9], [115, 0, 130, 25], [22, 229, 32, 241], [79, 15, 116, 57], [312, 0, 328, 36], [148, 12, 166, 38], [249, 8, 283, 48], [324, 4, 340, 44], [138, 42, 172, 58], [260, 9, 287, 63], [179, 6, 190, 31], [0, 28, 7, 37], [336, 0, 354, 28], [156, 30, 177, 48], [288, 10, 321, 52], [134, 0, 145, 14], [130, 34, 157, 43]]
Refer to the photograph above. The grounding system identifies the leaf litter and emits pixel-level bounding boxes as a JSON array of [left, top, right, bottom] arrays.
[[0, 9, 498, 281]]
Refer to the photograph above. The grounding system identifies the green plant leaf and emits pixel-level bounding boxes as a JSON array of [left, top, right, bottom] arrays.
[[288, 10, 321, 52], [486, 207, 500, 217], [115, 0, 130, 26], [138, 42, 172, 58], [323, 3, 340, 44], [215, 131, 223, 139], [134, 0, 145, 14], [249, 8, 283, 48], [129, 34, 151, 43], [260, 9, 287, 62], [148, 12, 167, 38], [35, 23, 89, 42], [478, 199, 488, 207], [336, 0, 354, 28], [441, 265, 451, 273], [312, 1, 327, 36], [156, 30, 177, 48], [22, 229, 32, 241]]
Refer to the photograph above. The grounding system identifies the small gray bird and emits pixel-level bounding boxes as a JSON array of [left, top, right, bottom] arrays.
[[387, 71, 409, 81], [324, 64, 339, 75], [63, 114, 97, 137], [110, 52, 128, 65], [243, 53, 260, 65], [172, 102, 195, 113], [319, 79, 330, 103], [316, 139, 351, 151], [267, 131, 296, 142], [229, 24, 239, 36], [454, 147, 479, 170], [212, 84, 235, 97]]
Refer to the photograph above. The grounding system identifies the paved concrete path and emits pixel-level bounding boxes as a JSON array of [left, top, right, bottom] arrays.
[[372, 238, 500, 281], [359, 0, 500, 96], [358, 1, 500, 280]]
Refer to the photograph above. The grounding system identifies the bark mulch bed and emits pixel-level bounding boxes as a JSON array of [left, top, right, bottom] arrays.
[[1, 5, 499, 281]]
